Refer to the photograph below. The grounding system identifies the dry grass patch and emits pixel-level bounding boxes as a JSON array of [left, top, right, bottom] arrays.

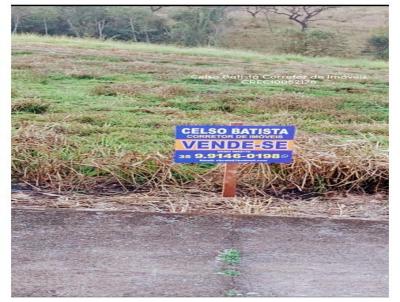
[[247, 94, 343, 113], [12, 126, 388, 195], [324, 111, 379, 123], [11, 189, 388, 220], [321, 122, 388, 135], [334, 87, 369, 94], [127, 107, 186, 117], [92, 83, 149, 97], [157, 85, 189, 98], [92, 83, 190, 99], [235, 135, 388, 195], [64, 70, 103, 79], [12, 98, 50, 114]]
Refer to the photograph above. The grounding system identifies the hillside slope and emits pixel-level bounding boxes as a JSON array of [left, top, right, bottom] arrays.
[[218, 6, 388, 57]]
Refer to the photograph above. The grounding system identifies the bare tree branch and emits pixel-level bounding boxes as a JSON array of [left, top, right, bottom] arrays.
[[150, 6, 164, 12], [271, 6, 335, 31], [244, 6, 264, 18]]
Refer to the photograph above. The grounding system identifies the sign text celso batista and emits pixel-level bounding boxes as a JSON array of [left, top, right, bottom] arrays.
[[174, 125, 296, 164]]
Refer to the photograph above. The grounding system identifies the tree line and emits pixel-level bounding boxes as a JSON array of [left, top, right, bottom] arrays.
[[11, 6, 388, 59], [11, 6, 336, 46]]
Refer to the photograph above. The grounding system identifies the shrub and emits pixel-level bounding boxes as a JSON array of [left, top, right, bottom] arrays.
[[91, 85, 118, 96], [280, 29, 348, 57], [170, 7, 225, 46], [365, 33, 388, 60], [12, 98, 49, 114]]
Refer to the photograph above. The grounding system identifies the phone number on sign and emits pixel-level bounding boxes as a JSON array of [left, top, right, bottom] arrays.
[[178, 153, 288, 159]]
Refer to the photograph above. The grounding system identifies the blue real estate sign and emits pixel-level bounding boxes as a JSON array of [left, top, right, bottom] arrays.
[[174, 125, 296, 164]]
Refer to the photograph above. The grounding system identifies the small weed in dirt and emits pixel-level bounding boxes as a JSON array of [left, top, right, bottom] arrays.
[[225, 289, 243, 297], [218, 269, 240, 277], [12, 98, 49, 114], [217, 249, 241, 265]]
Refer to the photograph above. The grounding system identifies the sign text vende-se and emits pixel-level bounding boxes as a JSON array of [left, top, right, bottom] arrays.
[[174, 125, 296, 164]]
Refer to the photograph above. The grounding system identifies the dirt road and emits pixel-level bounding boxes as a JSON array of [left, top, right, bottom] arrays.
[[12, 209, 388, 297]]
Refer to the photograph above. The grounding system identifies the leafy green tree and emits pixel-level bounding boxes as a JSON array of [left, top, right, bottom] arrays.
[[58, 6, 110, 38], [25, 6, 58, 35], [58, 6, 90, 37], [11, 6, 30, 34], [107, 6, 169, 43], [170, 7, 225, 46], [90, 6, 111, 39]]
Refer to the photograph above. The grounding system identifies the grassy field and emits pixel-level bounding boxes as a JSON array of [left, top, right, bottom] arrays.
[[11, 34, 388, 195]]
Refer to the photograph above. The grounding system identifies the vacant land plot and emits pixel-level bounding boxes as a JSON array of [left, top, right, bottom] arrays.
[[11, 34, 388, 196]]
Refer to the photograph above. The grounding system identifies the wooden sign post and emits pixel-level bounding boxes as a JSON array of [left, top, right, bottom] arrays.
[[222, 122, 242, 197], [174, 124, 295, 199]]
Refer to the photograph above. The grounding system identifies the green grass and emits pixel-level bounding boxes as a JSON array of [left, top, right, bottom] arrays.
[[13, 34, 388, 69]]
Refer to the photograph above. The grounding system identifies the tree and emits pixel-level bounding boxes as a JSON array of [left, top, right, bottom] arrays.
[[262, 7, 275, 33], [57, 6, 110, 39], [150, 6, 164, 12], [29, 6, 58, 35], [59, 6, 92, 37], [11, 6, 30, 34], [244, 6, 264, 18], [271, 6, 335, 31], [111, 7, 142, 42], [242, 6, 275, 33], [108, 6, 169, 43], [170, 7, 225, 46], [91, 7, 110, 39]]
